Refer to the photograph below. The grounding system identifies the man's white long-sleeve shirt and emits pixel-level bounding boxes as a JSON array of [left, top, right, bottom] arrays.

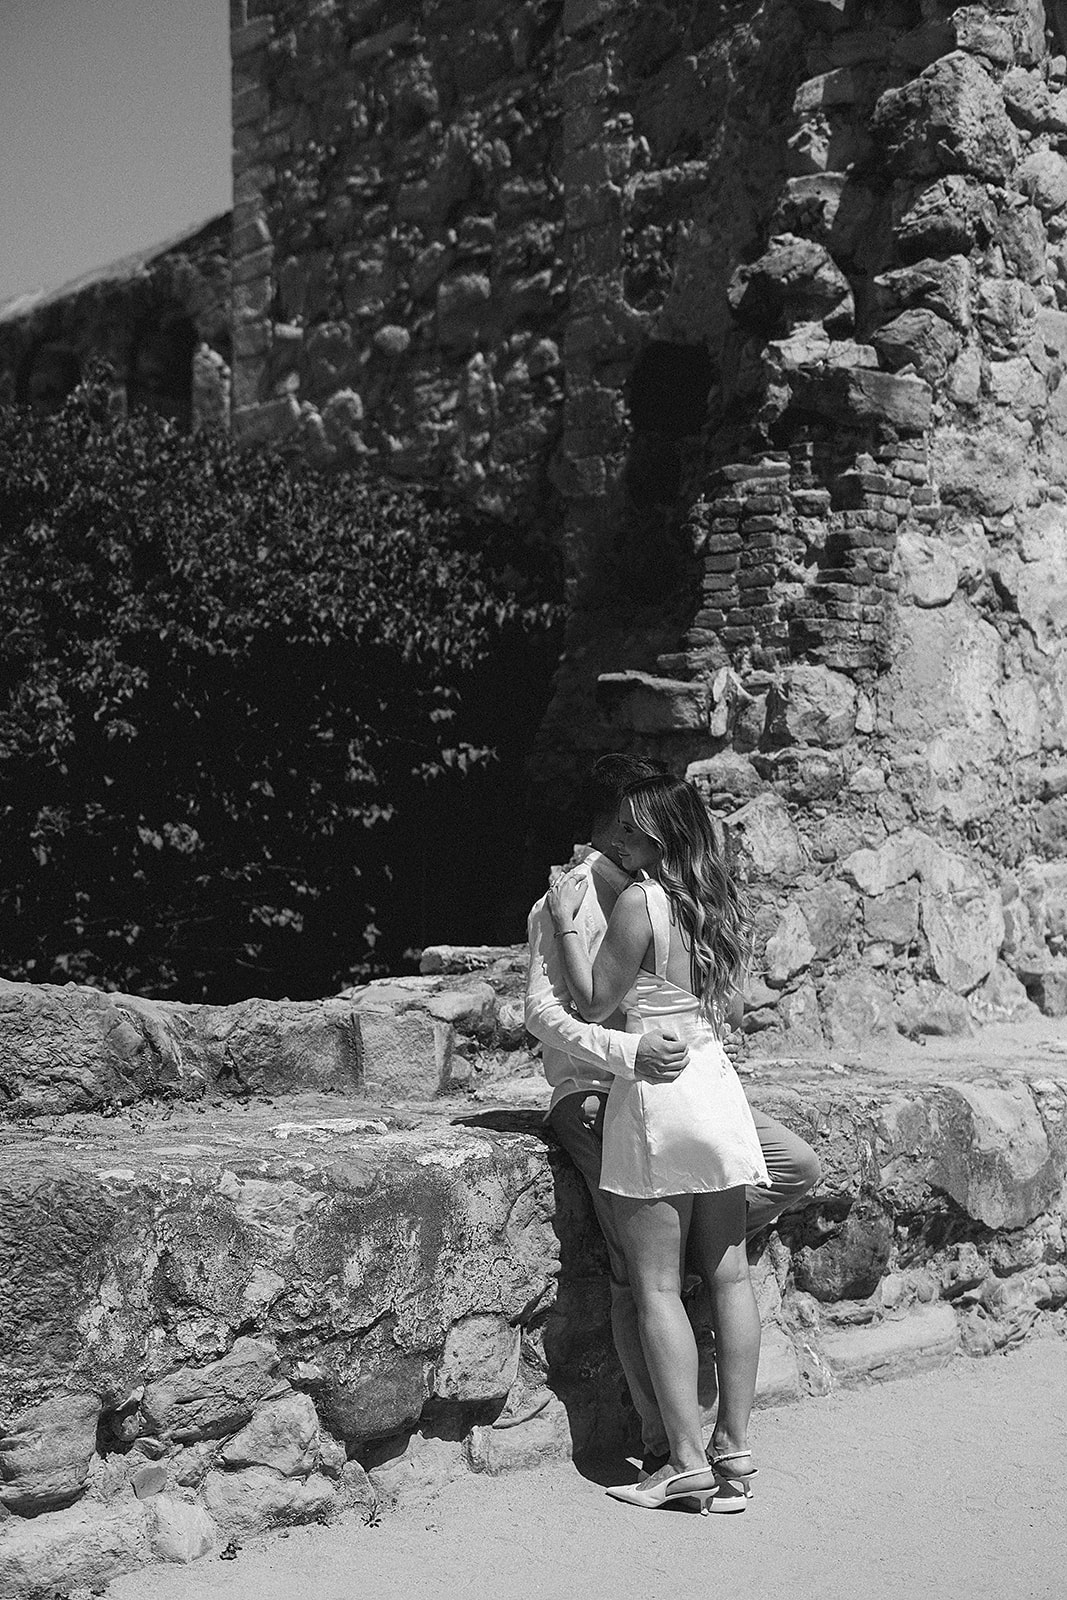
[[524, 848, 639, 1110]]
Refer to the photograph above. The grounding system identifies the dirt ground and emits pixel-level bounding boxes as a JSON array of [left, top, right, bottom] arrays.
[[107, 1334, 1067, 1600]]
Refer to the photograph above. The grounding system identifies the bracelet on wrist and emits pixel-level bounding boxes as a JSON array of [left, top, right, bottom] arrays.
[[555, 928, 578, 939]]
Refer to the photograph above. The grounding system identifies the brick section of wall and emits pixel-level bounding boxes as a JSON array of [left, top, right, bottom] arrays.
[[673, 432, 941, 689]]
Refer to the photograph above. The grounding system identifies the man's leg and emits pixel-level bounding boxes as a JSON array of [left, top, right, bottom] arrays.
[[746, 1108, 821, 1236], [548, 1091, 668, 1457]]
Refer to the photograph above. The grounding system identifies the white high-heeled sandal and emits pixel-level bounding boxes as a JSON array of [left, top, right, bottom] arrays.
[[606, 1466, 726, 1514], [707, 1449, 757, 1512]]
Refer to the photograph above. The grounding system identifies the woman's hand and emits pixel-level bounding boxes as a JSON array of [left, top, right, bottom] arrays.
[[548, 870, 588, 932]]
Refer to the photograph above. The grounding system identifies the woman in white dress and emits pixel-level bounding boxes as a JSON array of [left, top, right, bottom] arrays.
[[549, 773, 768, 1514]]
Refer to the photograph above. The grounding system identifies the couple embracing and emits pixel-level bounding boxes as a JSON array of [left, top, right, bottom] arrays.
[[525, 755, 820, 1514]]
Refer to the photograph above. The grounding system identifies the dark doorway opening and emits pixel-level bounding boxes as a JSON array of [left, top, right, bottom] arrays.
[[625, 340, 714, 508], [127, 313, 197, 427]]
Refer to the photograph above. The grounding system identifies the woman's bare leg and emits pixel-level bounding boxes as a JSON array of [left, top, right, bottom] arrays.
[[689, 1186, 760, 1463], [614, 1194, 706, 1474]]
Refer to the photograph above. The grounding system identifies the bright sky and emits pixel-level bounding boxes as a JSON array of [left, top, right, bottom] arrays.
[[0, 0, 231, 302]]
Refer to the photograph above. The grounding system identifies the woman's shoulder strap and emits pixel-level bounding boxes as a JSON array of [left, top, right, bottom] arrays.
[[636, 876, 670, 976]]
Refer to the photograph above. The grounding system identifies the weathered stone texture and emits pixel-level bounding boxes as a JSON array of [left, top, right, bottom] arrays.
[[221, 0, 571, 536], [2, 1051, 1065, 1594], [0, 216, 231, 428], [11, 2, 1067, 1065], [0, 953, 534, 1117]]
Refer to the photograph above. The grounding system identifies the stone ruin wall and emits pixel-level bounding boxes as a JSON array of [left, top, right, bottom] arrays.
[[2, 971, 1065, 1594], [228, 0, 569, 528], [0, 216, 232, 431], [222, 0, 1067, 1052], [7, 2, 1067, 1049]]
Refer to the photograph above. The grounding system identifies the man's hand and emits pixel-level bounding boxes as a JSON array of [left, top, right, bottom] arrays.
[[634, 1030, 689, 1082]]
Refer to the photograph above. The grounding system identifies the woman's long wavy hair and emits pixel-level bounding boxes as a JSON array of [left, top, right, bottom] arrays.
[[622, 774, 750, 1019]]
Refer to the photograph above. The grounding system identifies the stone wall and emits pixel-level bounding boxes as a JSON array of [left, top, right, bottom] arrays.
[[7, 10, 1067, 1058], [228, 0, 568, 537], [1, 970, 1065, 1594], [549, 0, 1067, 1053], [218, 0, 1067, 1048], [0, 216, 232, 429]]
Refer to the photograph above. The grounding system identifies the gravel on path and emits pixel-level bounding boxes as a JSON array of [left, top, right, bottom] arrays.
[[107, 1335, 1067, 1600]]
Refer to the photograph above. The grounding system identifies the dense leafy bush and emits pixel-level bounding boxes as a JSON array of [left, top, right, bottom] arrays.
[[0, 376, 560, 1000]]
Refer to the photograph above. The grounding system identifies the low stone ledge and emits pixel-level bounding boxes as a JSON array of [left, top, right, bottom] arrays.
[[819, 1303, 960, 1385], [0, 981, 364, 1117], [1, 1060, 1065, 1596], [0, 961, 531, 1118]]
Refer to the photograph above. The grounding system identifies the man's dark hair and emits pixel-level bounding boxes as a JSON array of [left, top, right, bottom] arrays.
[[582, 753, 666, 833]]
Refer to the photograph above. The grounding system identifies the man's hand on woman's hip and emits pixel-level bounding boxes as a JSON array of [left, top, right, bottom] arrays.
[[634, 1030, 689, 1082]]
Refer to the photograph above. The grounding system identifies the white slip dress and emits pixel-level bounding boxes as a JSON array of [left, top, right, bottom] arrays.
[[599, 878, 770, 1200]]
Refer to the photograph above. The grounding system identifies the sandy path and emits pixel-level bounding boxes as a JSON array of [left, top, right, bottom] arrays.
[[108, 1336, 1067, 1600]]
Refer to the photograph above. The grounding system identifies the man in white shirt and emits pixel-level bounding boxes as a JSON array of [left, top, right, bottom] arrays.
[[525, 753, 821, 1469]]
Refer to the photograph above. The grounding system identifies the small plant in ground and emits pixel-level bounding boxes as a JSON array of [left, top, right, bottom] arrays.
[[0, 370, 560, 1000]]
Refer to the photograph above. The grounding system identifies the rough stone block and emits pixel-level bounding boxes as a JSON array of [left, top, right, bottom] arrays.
[[863, 881, 920, 947], [193, 998, 364, 1098], [765, 904, 816, 986], [728, 234, 853, 333], [1018, 148, 1067, 217], [822, 972, 898, 1051], [896, 980, 975, 1038], [898, 530, 958, 606], [468, 1391, 573, 1475], [893, 174, 996, 262], [872, 51, 1019, 183], [793, 366, 932, 431], [0, 1499, 151, 1596], [0, 1392, 101, 1514], [951, 7, 1015, 67], [820, 1304, 959, 1386], [434, 1316, 521, 1403], [140, 1338, 282, 1443], [923, 1082, 1058, 1229], [920, 878, 1003, 995], [419, 944, 526, 976], [219, 1392, 320, 1477], [685, 751, 763, 804], [202, 1465, 336, 1533], [233, 397, 301, 442], [129, 1462, 168, 1499], [1026, 968, 1067, 1017], [148, 1495, 217, 1563], [366, 1432, 465, 1509], [727, 793, 805, 882], [842, 828, 972, 899], [997, 0, 1048, 67], [351, 998, 452, 1098], [996, 200, 1048, 283], [765, 665, 857, 748], [797, 882, 858, 958], [754, 1323, 802, 1409], [596, 671, 710, 734], [794, 66, 879, 115], [0, 981, 205, 1116], [794, 1206, 893, 1300], [872, 307, 960, 383], [968, 962, 1036, 1023]]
